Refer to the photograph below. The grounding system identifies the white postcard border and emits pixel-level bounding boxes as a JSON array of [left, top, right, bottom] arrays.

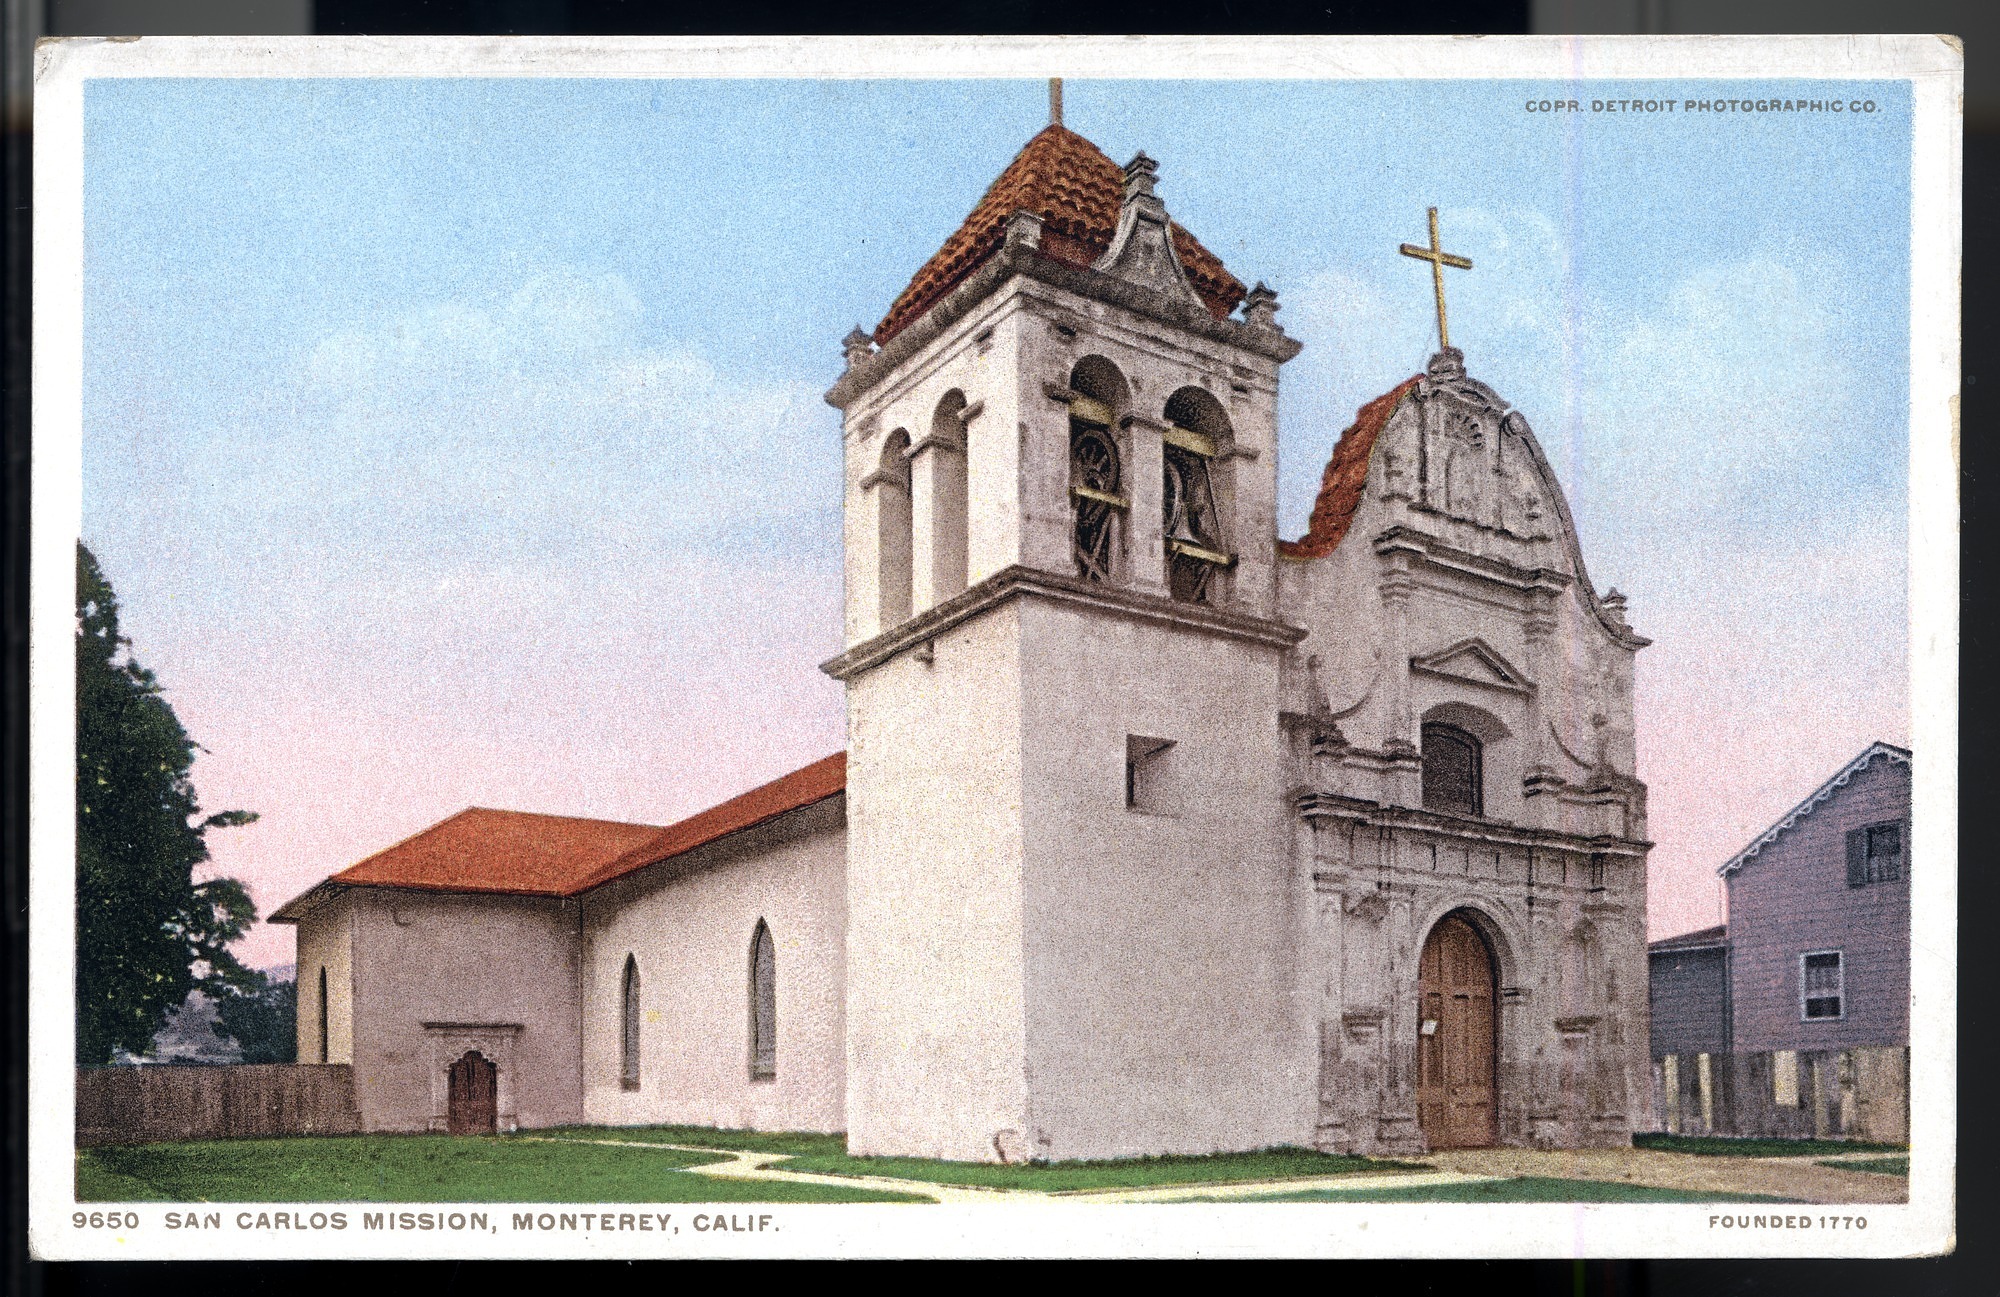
[[29, 33, 1962, 1261]]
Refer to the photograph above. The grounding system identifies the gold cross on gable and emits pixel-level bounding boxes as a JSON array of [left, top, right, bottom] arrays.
[[1399, 207, 1473, 349]]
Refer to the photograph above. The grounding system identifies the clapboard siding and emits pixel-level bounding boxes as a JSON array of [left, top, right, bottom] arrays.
[[1727, 755, 1910, 1052], [1648, 945, 1729, 1057]]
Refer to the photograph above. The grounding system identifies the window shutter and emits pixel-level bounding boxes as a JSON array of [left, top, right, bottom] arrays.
[[1846, 827, 1868, 887]]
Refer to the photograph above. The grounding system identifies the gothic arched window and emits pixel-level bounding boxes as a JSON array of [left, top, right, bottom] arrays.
[[749, 921, 777, 1080], [620, 954, 641, 1091], [1162, 387, 1234, 605], [1422, 722, 1483, 817], [1068, 357, 1129, 583]]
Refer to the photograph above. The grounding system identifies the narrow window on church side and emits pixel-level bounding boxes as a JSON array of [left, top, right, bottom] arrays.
[[316, 966, 328, 1064], [750, 921, 777, 1081], [620, 955, 641, 1091], [1421, 722, 1483, 817]]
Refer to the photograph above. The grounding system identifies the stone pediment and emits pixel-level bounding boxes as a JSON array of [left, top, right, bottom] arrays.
[[1409, 638, 1534, 696]]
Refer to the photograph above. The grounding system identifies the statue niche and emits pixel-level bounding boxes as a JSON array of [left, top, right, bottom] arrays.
[[1437, 408, 1488, 521]]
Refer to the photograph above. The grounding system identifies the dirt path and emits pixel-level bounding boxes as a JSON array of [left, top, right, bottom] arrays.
[[512, 1136, 1036, 1203], [516, 1135, 1905, 1205], [1421, 1146, 1908, 1204], [513, 1136, 1489, 1203]]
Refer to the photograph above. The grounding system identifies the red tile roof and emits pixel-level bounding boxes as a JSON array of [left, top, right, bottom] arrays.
[[272, 753, 849, 915], [1277, 377, 1423, 561], [321, 807, 666, 898], [574, 751, 847, 891], [874, 124, 1246, 345]]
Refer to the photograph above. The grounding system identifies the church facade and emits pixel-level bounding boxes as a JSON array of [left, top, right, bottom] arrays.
[[273, 118, 1654, 1162]]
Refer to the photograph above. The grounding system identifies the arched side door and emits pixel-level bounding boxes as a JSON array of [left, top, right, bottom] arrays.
[[1416, 914, 1498, 1149], [447, 1050, 498, 1135]]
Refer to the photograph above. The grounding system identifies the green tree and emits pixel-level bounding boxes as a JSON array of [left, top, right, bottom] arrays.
[[76, 543, 260, 1066], [214, 973, 297, 1065]]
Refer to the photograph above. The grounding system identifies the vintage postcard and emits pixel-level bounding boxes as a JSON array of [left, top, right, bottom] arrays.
[[29, 34, 1959, 1259]]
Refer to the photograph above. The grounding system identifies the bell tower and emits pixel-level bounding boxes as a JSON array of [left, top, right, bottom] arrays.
[[823, 116, 1309, 1162]]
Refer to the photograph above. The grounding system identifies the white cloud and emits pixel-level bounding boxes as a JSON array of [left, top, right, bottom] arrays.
[[205, 266, 844, 584]]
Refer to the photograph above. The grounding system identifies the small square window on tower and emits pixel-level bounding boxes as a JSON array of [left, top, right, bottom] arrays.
[[1125, 736, 1180, 815]]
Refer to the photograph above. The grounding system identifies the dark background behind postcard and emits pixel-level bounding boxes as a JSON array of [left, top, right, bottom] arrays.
[[4, 1, 1988, 1293]]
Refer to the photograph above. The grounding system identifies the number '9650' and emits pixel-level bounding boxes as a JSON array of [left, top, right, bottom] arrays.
[[74, 1211, 138, 1229]]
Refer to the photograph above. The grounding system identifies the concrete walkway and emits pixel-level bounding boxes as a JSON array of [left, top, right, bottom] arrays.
[[517, 1135, 1905, 1205], [1421, 1146, 1908, 1205]]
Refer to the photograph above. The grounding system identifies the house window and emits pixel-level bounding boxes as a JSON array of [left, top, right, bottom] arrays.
[[1421, 722, 1483, 817], [316, 966, 329, 1064], [749, 921, 777, 1080], [1847, 821, 1904, 886], [1801, 951, 1844, 1020], [620, 955, 641, 1091]]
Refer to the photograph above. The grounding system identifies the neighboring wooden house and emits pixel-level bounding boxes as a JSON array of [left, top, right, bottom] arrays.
[[1649, 742, 1911, 1143]]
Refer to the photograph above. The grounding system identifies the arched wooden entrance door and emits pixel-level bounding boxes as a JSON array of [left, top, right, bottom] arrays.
[[446, 1050, 498, 1135], [1416, 913, 1498, 1149]]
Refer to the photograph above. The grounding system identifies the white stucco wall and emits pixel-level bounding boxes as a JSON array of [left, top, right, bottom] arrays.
[[580, 799, 848, 1134], [292, 894, 355, 1066], [1018, 599, 1312, 1160], [843, 605, 1030, 1159], [347, 889, 585, 1133]]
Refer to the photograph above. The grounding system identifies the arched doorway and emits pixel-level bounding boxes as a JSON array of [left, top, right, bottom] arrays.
[[1416, 912, 1498, 1149], [446, 1050, 498, 1135]]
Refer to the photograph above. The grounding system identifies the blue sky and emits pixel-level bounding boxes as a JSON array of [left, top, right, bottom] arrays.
[[82, 77, 1912, 962]]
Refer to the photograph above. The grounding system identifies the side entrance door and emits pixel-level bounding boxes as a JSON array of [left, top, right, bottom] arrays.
[[447, 1050, 498, 1135], [1416, 913, 1498, 1149]]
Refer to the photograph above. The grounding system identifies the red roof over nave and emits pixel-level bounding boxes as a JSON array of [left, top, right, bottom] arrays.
[[271, 753, 848, 916]]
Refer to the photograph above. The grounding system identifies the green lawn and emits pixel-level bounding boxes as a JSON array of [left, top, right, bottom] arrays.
[[76, 1136, 930, 1204], [522, 1125, 844, 1157], [1634, 1134, 1907, 1158], [1220, 1176, 1798, 1204], [1819, 1156, 1908, 1177], [772, 1146, 1416, 1193]]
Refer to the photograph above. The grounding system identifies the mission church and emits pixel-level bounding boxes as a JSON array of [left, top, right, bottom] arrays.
[[273, 95, 1655, 1162]]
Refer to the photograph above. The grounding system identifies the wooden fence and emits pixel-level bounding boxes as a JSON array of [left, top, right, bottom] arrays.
[[76, 1063, 361, 1146], [1652, 1046, 1908, 1144]]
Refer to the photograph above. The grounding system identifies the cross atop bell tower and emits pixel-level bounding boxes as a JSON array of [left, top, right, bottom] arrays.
[[1399, 206, 1473, 350]]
